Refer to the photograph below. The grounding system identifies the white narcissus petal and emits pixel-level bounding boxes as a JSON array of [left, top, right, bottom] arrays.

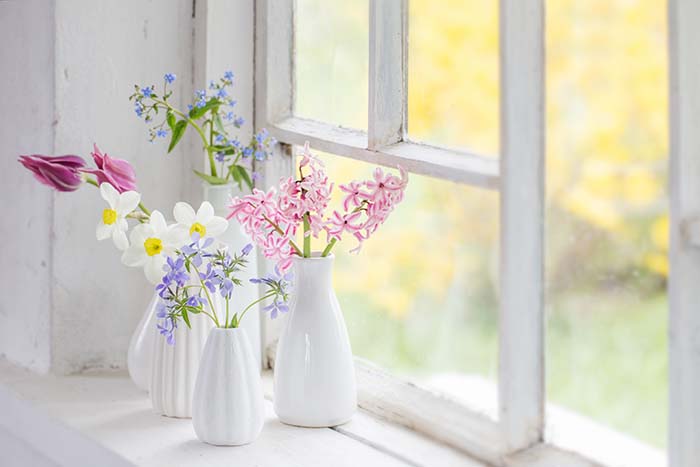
[[117, 191, 141, 214], [96, 223, 112, 240], [100, 183, 119, 208], [144, 256, 165, 284], [129, 224, 151, 244], [149, 210, 167, 234], [205, 216, 228, 237], [162, 225, 188, 249], [117, 217, 128, 232], [121, 244, 146, 267], [173, 202, 196, 226], [112, 229, 129, 251], [196, 202, 215, 223]]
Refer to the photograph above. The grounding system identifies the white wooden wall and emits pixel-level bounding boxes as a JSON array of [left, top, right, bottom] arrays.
[[0, 0, 195, 374]]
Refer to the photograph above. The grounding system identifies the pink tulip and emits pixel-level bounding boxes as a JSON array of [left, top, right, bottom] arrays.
[[82, 144, 137, 193], [18, 154, 86, 192]]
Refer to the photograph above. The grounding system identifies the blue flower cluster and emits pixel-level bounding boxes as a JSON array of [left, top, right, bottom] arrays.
[[154, 235, 290, 344]]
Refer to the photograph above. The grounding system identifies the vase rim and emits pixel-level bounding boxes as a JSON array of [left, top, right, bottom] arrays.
[[211, 326, 243, 333], [293, 252, 335, 261]]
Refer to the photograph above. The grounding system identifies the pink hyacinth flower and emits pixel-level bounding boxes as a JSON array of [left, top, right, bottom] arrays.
[[18, 154, 86, 192], [82, 144, 137, 193]]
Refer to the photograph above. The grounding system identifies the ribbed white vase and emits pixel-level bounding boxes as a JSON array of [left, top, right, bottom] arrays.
[[127, 293, 158, 391], [150, 309, 215, 418], [273, 254, 357, 427], [203, 183, 261, 369], [193, 328, 264, 445]]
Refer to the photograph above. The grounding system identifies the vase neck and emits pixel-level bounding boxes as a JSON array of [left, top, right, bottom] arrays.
[[293, 255, 334, 290], [202, 183, 244, 214]]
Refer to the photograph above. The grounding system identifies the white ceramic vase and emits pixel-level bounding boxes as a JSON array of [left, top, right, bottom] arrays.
[[203, 183, 261, 369], [273, 254, 357, 427], [127, 292, 159, 391], [193, 328, 265, 445], [150, 309, 215, 418]]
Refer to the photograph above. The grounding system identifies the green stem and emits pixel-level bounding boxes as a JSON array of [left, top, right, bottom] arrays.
[[85, 177, 99, 188], [225, 297, 230, 329], [138, 202, 151, 216], [191, 263, 221, 328], [151, 98, 218, 178], [235, 291, 276, 327], [321, 238, 337, 257], [303, 213, 311, 258]]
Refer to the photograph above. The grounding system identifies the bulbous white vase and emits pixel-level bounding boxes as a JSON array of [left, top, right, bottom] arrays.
[[127, 293, 158, 391], [150, 310, 215, 418], [273, 254, 357, 427], [203, 183, 261, 369], [193, 328, 265, 445]]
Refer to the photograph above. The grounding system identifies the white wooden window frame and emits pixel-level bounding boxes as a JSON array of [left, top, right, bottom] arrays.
[[254, 1, 693, 466]]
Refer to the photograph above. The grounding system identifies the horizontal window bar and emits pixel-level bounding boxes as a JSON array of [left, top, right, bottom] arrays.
[[267, 116, 499, 189]]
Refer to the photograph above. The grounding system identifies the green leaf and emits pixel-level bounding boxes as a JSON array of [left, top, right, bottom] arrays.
[[166, 111, 176, 130], [232, 165, 254, 190], [189, 98, 219, 120], [181, 308, 191, 328], [193, 169, 228, 185], [214, 113, 226, 135], [168, 120, 187, 153]]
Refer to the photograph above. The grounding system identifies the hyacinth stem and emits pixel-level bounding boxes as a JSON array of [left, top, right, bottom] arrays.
[[321, 238, 337, 257], [303, 213, 311, 258], [261, 213, 303, 256]]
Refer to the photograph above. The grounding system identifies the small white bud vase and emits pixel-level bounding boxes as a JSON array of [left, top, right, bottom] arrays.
[[127, 292, 159, 391], [273, 254, 357, 427], [193, 327, 265, 446], [203, 183, 262, 368], [150, 311, 214, 418]]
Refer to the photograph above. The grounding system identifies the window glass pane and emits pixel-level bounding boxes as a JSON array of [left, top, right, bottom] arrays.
[[295, 148, 500, 414], [295, 0, 368, 129], [407, 0, 499, 155], [546, 0, 667, 449]]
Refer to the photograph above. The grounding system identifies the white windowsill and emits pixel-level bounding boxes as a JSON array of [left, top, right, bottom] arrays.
[[0, 359, 483, 467]]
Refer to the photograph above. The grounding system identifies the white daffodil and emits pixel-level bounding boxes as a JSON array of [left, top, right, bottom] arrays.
[[173, 201, 228, 239], [121, 210, 187, 284], [96, 183, 141, 251]]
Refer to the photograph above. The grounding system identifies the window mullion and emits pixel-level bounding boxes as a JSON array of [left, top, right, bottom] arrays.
[[498, 0, 546, 453], [668, 0, 700, 465], [368, 0, 407, 149]]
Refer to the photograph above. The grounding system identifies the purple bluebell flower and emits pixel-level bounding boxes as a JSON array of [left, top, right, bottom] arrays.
[[263, 300, 289, 319], [223, 111, 235, 121], [227, 99, 237, 107], [195, 89, 206, 99], [195, 97, 207, 108], [220, 278, 234, 298], [224, 70, 234, 81], [254, 150, 266, 161], [217, 88, 228, 99], [199, 263, 219, 293], [215, 152, 226, 163], [164, 73, 176, 84], [215, 134, 225, 144], [229, 138, 241, 148], [155, 300, 169, 319], [241, 243, 253, 256], [162, 255, 189, 287], [242, 147, 253, 158], [234, 116, 245, 127], [209, 80, 216, 90], [186, 295, 206, 308], [134, 104, 144, 118], [156, 128, 168, 138], [157, 317, 177, 345], [141, 87, 153, 97]]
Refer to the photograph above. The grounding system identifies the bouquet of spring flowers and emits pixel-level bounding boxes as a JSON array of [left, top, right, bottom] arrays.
[[228, 143, 409, 272], [19, 145, 227, 283], [154, 235, 290, 344], [131, 71, 276, 190]]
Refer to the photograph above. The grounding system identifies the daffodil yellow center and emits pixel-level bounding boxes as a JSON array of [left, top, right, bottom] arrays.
[[144, 238, 163, 256], [190, 222, 207, 237], [102, 208, 117, 225]]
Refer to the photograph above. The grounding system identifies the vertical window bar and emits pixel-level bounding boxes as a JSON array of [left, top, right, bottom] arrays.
[[368, 0, 407, 149], [498, 0, 546, 452], [668, 0, 700, 465]]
